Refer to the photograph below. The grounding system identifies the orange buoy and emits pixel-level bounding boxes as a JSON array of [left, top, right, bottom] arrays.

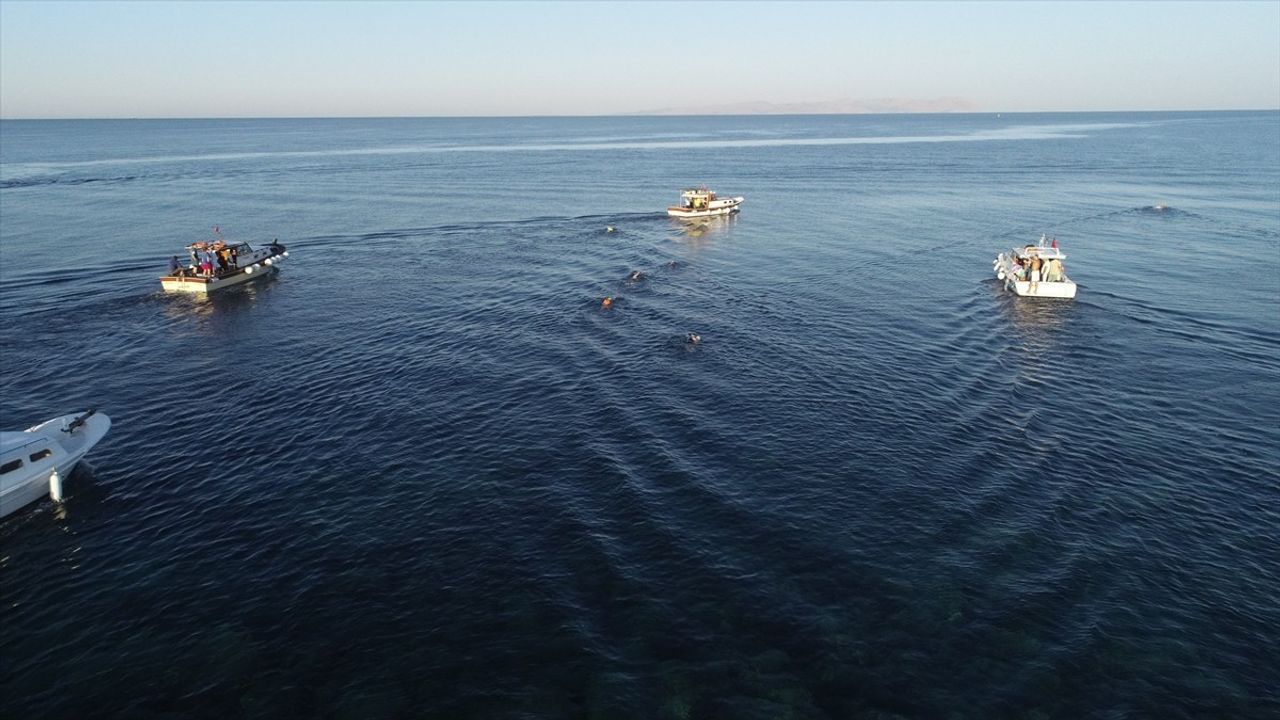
[[601, 297, 613, 308]]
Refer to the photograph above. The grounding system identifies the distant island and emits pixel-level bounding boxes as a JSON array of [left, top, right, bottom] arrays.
[[629, 96, 979, 116]]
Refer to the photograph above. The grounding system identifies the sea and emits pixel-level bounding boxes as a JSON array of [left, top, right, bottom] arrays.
[[1, 112, 1277, 719]]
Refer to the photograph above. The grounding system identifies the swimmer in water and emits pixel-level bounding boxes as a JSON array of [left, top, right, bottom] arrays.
[[686, 333, 701, 344], [606, 226, 616, 233], [628, 270, 644, 281], [601, 296, 613, 309]]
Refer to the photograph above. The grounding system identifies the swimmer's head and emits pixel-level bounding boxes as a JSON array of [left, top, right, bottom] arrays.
[[686, 333, 701, 344], [601, 297, 613, 308]]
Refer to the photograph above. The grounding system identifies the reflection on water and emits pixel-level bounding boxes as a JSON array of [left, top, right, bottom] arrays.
[[998, 291, 1079, 391], [1002, 292, 1076, 336], [670, 213, 737, 245], [159, 274, 278, 325]]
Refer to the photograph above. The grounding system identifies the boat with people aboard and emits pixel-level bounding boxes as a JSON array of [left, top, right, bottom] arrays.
[[1, 409, 110, 519], [667, 187, 744, 218], [160, 232, 289, 294], [993, 234, 1076, 299]]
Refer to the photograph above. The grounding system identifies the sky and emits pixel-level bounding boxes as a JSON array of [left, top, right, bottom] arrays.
[[1, 1, 1277, 118]]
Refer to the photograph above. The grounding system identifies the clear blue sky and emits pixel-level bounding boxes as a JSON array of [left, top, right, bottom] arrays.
[[1, 1, 1277, 118]]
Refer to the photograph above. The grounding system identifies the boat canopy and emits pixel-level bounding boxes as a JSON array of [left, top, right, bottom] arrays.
[[186, 240, 253, 252], [1013, 245, 1067, 260], [680, 188, 717, 198]]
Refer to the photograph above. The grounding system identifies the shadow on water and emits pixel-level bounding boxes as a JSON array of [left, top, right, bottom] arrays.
[[0, 461, 107, 540]]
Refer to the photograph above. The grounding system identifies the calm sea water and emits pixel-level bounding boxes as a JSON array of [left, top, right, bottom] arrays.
[[1, 112, 1278, 719]]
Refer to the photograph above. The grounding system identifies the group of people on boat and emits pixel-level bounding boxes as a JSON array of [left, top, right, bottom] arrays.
[[170, 241, 239, 278], [1010, 245, 1067, 283]]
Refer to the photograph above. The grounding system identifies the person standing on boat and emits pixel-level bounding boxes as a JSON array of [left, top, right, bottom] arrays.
[[168, 256, 181, 276], [1046, 257, 1064, 282]]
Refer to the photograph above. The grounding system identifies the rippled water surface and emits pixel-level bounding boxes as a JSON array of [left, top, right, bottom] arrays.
[[2, 113, 1278, 719]]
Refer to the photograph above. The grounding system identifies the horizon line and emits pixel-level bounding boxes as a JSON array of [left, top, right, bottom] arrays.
[[2, 108, 1278, 122]]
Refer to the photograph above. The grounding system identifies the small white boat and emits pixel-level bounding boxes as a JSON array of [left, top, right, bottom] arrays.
[[1, 410, 111, 518], [993, 235, 1077, 299], [161, 237, 289, 294], [667, 187, 743, 218]]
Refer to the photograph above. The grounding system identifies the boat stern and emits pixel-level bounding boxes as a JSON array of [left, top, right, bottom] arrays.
[[160, 275, 213, 294], [1010, 279, 1077, 298]]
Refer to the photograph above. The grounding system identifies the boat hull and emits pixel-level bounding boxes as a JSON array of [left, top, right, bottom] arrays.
[[0, 458, 86, 518], [667, 197, 744, 218], [994, 254, 1076, 299], [0, 412, 111, 519], [1005, 278, 1077, 298], [161, 265, 278, 294]]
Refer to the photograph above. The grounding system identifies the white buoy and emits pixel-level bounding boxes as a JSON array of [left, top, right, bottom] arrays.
[[264, 258, 273, 266], [245, 265, 255, 274], [49, 469, 63, 503], [282, 251, 289, 257]]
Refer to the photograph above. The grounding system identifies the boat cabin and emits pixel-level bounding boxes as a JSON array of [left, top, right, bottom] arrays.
[[0, 434, 58, 481], [677, 188, 718, 210]]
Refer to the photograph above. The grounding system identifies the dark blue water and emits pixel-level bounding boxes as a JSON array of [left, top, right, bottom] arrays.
[[1, 113, 1278, 719]]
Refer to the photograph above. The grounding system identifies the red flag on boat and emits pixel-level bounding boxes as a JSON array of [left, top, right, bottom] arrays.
[[1051, 237, 1058, 248]]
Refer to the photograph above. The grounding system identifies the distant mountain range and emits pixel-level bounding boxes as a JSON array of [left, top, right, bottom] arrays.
[[629, 96, 979, 116]]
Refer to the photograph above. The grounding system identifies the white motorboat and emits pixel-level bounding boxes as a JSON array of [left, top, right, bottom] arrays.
[[993, 235, 1077, 299], [0, 410, 111, 518], [161, 237, 289, 294], [667, 187, 744, 218]]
